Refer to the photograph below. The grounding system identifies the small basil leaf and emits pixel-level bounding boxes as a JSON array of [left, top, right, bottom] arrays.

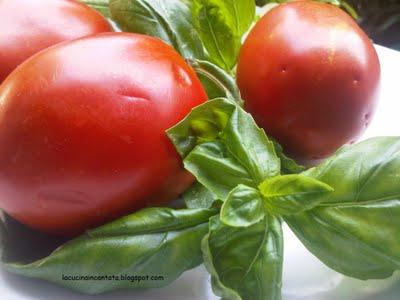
[[188, 59, 242, 102], [184, 141, 255, 200], [192, 0, 255, 70], [79, 0, 111, 17], [2, 207, 216, 294], [220, 184, 265, 227], [259, 174, 333, 215], [222, 106, 280, 183], [286, 137, 400, 279], [110, 0, 205, 60], [202, 215, 283, 300], [183, 182, 218, 209], [272, 140, 306, 174], [167, 98, 236, 157]]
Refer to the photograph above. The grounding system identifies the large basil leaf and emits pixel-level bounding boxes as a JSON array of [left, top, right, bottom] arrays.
[[192, 0, 255, 70], [202, 215, 283, 300], [109, 0, 205, 60], [188, 59, 242, 102], [1, 207, 216, 294], [286, 137, 400, 279], [259, 174, 333, 216]]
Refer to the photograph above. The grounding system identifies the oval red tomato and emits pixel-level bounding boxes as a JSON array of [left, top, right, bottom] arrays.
[[0, 0, 112, 83], [237, 1, 380, 163], [0, 33, 207, 235]]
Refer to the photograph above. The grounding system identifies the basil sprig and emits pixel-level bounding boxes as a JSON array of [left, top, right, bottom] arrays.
[[168, 98, 400, 299], [167, 98, 334, 299]]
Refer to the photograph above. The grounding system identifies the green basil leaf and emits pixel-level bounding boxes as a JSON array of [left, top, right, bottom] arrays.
[[184, 141, 255, 200], [109, 0, 205, 60], [220, 184, 265, 227], [192, 0, 255, 70], [79, 0, 111, 18], [222, 106, 280, 183], [272, 140, 306, 174], [2, 207, 216, 294], [167, 98, 236, 157], [188, 59, 242, 102], [183, 182, 218, 209], [286, 137, 400, 279], [202, 215, 283, 300], [259, 174, 334, 215]]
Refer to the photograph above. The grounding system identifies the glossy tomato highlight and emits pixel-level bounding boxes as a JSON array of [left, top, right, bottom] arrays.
[[0, 0, 112, 83], [0, 33, 207, 236], [237, 1, 380, 163]]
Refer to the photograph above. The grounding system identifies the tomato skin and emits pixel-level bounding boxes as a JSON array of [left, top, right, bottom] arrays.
[[237, 1, 380, 163], [0, 0, 112, 83], [0, 33, 207, 236]]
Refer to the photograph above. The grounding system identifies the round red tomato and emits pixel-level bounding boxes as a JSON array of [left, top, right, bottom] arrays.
[[237, 1, 380, 163], [0, 33, 207, 235], [0, 0, 112, 83]]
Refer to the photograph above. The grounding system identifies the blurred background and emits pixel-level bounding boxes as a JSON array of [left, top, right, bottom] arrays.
[[256, 0, 400, 50]]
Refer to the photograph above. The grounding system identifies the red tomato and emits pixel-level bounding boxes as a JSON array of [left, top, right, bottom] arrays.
[[237, 1, 380, 163], [0, 0, 112, 83], [0, 33, 207, 235]]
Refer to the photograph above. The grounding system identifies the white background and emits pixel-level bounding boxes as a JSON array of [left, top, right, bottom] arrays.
[[1, 45, 400, 300]]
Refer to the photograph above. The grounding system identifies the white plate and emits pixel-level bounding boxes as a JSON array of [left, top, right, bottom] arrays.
[[1, 45, 400, 300]]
